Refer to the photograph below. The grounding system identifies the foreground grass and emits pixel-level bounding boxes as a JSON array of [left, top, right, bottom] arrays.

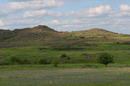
[[0, 65, 130, 86], [0, 64, 129, 71], [0, 42, 130, 86]]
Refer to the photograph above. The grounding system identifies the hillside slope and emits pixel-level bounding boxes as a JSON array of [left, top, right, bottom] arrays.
[[69, 28, 129, 37], [64, 28, 130, 42], [0, 25, 63, 48], [0, 26, 130, 48]]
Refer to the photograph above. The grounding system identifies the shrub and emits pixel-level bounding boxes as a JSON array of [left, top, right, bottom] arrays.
[[39, 47, 47, 50], [80, 36, 85, 39], [21, 59, 30, 64], [10, 57, 22, 65], [9, 57, 30, 65], [39, 59, 48, 64], [116, 42, 120, 44], [60, 54, 67, 58], [67, 57, 71, 60], [98, 53, 114, 67], [60, 54, 71, 63], [53, 59, 60, 67]]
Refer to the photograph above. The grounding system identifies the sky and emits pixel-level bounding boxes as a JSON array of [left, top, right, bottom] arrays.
[[0, 0, 130, 34]]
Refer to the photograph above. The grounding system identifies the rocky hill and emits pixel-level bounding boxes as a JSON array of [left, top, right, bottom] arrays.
[[0, 26, 130, 48]]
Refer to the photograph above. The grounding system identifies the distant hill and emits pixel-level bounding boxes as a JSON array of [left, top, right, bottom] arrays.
[[0, 25, 130, 48], [0, 25, 62, 48], [69, 28, 129, 37]]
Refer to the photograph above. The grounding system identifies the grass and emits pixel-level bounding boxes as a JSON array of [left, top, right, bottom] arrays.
[[0, 64, 129, 71], [0, 27, 130, 86], [0, 42, 129, 86], [0, 42, 130, 64], [0, 40, 130, 86], [0, 66, 129, 86]]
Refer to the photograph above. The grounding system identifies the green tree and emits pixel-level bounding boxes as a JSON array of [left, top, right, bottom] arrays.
[[98, 53, 113, 67]]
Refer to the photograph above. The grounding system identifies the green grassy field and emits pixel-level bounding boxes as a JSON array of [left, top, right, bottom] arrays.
[[0, 38, 130, 86], [0, 65, 130, 86], [0, 42, 130, 64]]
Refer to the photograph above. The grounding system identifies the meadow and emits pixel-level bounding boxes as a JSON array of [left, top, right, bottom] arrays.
[[0, 38, 130, 86], [0, 42, 130, 65], [0, 65, 130, 86]]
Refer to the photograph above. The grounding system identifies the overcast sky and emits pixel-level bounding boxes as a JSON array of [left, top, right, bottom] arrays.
[[0, 0, 130, 33]]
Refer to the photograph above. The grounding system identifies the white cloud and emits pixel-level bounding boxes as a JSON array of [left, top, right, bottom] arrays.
[[0, 0, 64, 16], [88, 5, 112, 16], [29, 5, 110, 20], [24, 10, 62, 18], [120, 5, 130, 11], [9, 0, 63, 10], [62, 24, 83, 28], [1, 5, 113, 30], [51, 20, 60, 24], [60, 0, 84, 2], [62, 5, 112, 18], [0, 20, 4, 26], [121, 12, 130, 16]]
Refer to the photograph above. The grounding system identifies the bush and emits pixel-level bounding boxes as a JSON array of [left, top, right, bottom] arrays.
[[80, 36, 85, 39], [60, 54, 71, 63], [67, 57, 71, 60], [9, 57, 30, 65], [39, 59, 48, 64], [98, 53, 114, 67], [21, 59, 30, 64], [116, 42, 120, 44], [60, 54, 67, 58], [53, 59, 60, 67], [39, 47, 47, 50], [10, 57, 22, 65]]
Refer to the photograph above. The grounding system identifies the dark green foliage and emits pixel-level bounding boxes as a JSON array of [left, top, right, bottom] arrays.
[[60, 54, 67, 58], [8, 57, 30, 65], [53, 59, 59, 67], [116, 42, 120, 44], [98, 53, 114, 66], [67, 57, 71, 60], [60, 54, 71, 63], [39, 59, 49, 64], [39, 47, 48, 50], [21, 59, 30, 64], [80, 36, 85, 39], [10, 57, 22, 65]]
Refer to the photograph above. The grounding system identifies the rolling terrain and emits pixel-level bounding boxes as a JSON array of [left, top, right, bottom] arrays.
[[0, 25, 130, 48], [0, 25, 130, 65], [0, 25, 130, 86], [0, 25, 63, 48]]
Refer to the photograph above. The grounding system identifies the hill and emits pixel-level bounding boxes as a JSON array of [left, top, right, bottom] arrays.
[[0, 25, 130, 65], [0, 25, 130, 48], [64, 28, 130, 42], [0, 25, 63, 48], [69, 28, 129, 37]]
